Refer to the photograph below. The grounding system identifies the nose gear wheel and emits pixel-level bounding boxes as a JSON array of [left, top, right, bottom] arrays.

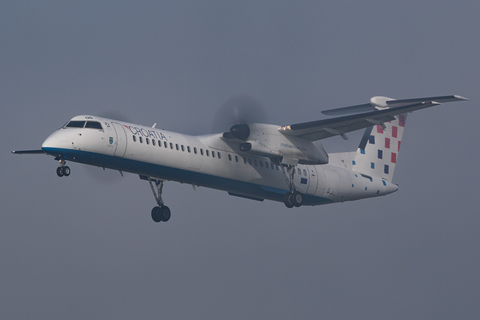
[[55, 158, 70, 177]]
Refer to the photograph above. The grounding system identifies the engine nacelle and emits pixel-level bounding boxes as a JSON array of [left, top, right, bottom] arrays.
[[230, 124, 250, 141], [228, 123, 328, 165]]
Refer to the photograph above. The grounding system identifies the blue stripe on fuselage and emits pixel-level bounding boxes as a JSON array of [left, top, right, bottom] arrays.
[[42, 147, 331, 206]]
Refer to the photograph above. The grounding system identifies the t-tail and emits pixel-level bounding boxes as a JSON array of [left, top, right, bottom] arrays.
[[324, 94, 467, 182]]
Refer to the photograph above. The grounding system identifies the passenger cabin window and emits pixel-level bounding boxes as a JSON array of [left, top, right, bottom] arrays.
[[218, 152, 221, 159], [152, 139, 155, 146], [194, 147, 197, 154], [139, 137, 143, 143], [65, 121, 86, 128], [146, 138, 150, 145], [85, 121, 103, 130], [206, 150, 209, 157], [133, 136, 136, 142]]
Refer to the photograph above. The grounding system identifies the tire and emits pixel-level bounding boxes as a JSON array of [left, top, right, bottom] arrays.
[[63, 166, 71, 176], [292, 191, 303, 207], [283, 192, 294, 208], [160, 206, 171, 222], [151, 206, 162, 222], [56, 167, 64, 177]]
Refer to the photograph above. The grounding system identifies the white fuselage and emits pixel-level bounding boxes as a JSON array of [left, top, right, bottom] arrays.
[[41, 115, 398, 206]]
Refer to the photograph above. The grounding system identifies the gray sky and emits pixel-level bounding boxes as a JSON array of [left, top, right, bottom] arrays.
[[1, 1, 479, 319]]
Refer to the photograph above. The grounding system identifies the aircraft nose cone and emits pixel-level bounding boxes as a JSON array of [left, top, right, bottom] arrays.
[[42, 134, 59, 150]]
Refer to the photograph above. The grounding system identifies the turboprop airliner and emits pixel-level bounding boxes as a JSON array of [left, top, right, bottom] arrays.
[[12, 95, 467, 222]]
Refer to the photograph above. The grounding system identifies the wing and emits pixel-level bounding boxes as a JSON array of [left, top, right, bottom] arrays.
[[280, 95, 467, 141], [11, 150, 46, 154]]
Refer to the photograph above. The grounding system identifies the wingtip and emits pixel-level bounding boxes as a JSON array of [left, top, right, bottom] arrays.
[[454, 95, 468, 101], [11, 149, 45, 155]]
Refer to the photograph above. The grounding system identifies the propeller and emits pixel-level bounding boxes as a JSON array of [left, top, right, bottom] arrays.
[[97, 110, 132, 122], [211, 95, 268, 134]]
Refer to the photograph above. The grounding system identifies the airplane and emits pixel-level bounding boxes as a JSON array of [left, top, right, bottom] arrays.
[[12, 95, 467, 223]]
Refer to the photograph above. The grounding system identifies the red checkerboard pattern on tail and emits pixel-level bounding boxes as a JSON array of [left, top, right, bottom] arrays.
[[353, 114, 407, 181]]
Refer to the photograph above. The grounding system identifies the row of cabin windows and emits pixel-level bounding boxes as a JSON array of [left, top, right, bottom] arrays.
[[132, 135, 222, 158], [131, 135, 308, 177], [243, 157, 280, 171]]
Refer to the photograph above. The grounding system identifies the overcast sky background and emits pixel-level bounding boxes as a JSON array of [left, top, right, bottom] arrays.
[[1, 1, 479, 319]]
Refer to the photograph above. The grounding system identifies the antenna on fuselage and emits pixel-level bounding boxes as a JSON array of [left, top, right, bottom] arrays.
[[152, 123, 157, 128]]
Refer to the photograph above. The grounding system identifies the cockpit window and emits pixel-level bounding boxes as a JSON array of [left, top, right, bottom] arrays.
[[85, 121, 103, 129], [64, 120, 103, 130], [65, 121, 86, 128]]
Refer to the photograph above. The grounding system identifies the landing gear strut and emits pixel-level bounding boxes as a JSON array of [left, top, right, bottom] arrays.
[[281, 165, 303, 208], [56, 158, 70, 177], [148, 178, 171, 222]]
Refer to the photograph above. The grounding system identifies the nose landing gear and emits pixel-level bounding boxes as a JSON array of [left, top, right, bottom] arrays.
[[55, 158, 70, 177]]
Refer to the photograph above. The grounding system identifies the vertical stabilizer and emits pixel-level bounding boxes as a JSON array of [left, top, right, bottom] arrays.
[[352, 114, 407, 181]]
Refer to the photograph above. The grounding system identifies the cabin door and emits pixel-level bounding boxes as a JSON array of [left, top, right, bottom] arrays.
[[112, 122, 127, 157]]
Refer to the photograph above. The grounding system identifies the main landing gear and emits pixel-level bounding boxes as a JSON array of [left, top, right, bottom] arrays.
[[56, 158, 71, 177], [283, 190, 303, 208], [281, 165, 303, 208], [148, 178, 171, 223]]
